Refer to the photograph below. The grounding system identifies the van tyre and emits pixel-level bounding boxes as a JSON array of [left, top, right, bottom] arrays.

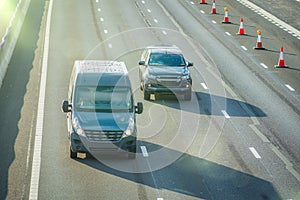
[[70, 147, 77, 159], [128, 146, 136, 159], [144, 90, 150, 100]]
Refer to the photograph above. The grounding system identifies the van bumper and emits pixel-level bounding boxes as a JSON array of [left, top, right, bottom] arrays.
[[145, 86, 191, 95], [70, 132, 136, 154]]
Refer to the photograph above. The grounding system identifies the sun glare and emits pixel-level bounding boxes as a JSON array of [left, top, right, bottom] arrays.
[[0, 0, 5, 9]]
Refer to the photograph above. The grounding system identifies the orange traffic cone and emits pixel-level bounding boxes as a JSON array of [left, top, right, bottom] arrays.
[[254, 29, 265, 50], [211, 0, 217, 14], [237, 18, 245, 35], [222, 7, 231, 24], [200, 0, 207, 4], [274, 47, 287, 68]]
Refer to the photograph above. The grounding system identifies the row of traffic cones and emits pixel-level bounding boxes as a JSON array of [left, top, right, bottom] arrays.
[[199, 0, 287, 68]]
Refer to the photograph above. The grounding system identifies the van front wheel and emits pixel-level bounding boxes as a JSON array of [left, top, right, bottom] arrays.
[[144, 90, 150, 100]]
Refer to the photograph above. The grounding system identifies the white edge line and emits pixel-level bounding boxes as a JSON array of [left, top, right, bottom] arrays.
[[249, 147, 262, 159], [237, 0, 300, 37], [29, 0, 53, 199]]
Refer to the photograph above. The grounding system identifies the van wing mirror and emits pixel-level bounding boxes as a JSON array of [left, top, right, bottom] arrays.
[[135, 102, 143, 114], [139, 60, 145, 66], [62, 100, 71, 113], [187, 62, 193, 67]]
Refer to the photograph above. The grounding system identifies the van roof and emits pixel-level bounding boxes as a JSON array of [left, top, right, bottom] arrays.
[[74, 60, 128, 74]]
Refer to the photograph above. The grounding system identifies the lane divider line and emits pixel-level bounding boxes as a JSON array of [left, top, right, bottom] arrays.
[[29, 0, 53, 199], [285, 84, 295, 92], [249, 147, 262, 159], [221, 110, 230, 118], [141, 146, 149, 157], [260, 63, 268, 69], [201, 82, 208, 90], [225, 32, 231, 36], [241, 46, 248, 51]]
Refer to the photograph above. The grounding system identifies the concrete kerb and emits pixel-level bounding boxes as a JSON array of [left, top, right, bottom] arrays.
[[0, 0, 32, 88]]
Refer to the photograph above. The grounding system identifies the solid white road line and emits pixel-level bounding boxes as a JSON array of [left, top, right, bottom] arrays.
[[237, 0, 300, 39], [29, 0, 53, 199], [249, 147, 262, 159]]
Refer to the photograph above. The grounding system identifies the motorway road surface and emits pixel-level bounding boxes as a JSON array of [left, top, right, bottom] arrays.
[[0, 0, 300, 199]]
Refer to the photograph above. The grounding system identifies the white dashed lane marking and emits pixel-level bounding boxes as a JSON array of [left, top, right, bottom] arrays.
[[221, 110, 230, 119], [140, 146, 149, 157], [285, 84, 295, 92], [260, 63, 268, 69], [249, 147, 262, 159], [241, 46, 248, 51], [201, 82, 208, 90], [225, 32, 231, 36]]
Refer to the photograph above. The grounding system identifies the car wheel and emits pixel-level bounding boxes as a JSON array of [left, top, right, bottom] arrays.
[[184, 92, 192, 101], [70, 147, 77, 159]]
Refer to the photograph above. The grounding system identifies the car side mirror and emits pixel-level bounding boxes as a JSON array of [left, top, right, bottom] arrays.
[[187, 62, 193, 67], [62, 100, 71, 113], [139, 61, 145, 66], [135, 102, 143, 114]]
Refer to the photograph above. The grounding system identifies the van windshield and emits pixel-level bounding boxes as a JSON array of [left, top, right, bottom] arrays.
[[74, 86, 133, 112]]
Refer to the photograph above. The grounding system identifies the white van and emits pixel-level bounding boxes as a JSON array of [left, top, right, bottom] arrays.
[[62, 60, 143, 159]]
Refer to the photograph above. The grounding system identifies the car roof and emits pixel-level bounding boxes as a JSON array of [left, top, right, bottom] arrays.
[[145, 45, 183, 54]]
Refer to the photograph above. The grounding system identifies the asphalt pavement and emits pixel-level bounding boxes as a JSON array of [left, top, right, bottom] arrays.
[[0, 0, 299, 199]]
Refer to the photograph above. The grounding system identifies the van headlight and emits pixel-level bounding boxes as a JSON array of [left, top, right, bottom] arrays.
[[123, 118, 135, 137], [72, 117, 84, 136]]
